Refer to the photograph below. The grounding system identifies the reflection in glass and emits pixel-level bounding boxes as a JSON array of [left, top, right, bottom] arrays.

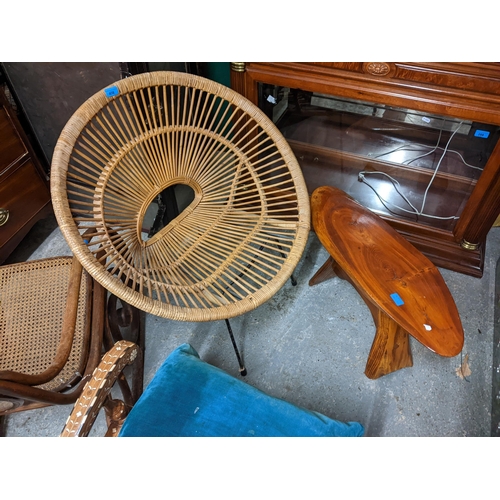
[[259, 85, 500, 231]]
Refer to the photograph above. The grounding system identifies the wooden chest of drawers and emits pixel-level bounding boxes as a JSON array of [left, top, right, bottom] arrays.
[[0, 87, 51, 263]]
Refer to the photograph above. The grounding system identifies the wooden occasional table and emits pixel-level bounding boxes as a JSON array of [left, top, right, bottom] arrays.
[[309, 186, 464, 379]]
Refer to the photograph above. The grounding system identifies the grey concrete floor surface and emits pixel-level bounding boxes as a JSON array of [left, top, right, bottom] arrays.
[[2, 215, 500, 437]]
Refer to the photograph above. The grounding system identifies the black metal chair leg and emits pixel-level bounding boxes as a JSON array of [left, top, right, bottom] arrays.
[[224, 319, 247, 376], [275, 241, 297, 286], [0, 416, 6, 437]]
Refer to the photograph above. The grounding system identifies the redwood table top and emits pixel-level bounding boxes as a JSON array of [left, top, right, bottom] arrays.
[[311, 185, 464, 357]]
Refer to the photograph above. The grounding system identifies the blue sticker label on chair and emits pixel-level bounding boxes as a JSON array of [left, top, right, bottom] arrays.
[[390, 293, 404, 306], [104, 86, 119, 98], [474, 130, 490, 138]]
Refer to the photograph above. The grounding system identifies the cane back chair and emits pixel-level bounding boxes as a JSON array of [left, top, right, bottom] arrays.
[[0, 256, 95, 414], [50, 71, 310, 372], [0, 253, 143, 428]]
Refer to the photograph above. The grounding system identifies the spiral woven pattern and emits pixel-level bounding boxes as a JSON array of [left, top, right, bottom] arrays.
[[51, 71, 310, 321]]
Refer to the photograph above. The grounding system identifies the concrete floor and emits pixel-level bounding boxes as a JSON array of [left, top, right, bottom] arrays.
[[2, 213, 500, 437]]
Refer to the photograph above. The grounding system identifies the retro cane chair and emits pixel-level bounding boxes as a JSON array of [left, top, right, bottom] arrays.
[[0, 250, 142, 426], [50, 71, 310, 376]]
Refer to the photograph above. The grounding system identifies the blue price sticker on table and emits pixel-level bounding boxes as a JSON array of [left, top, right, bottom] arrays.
[[474, 130, 490, 139], [104, 86, 120, 98], [390, 293, 404, 306]]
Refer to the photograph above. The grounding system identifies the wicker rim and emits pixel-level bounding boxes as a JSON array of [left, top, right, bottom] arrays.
[[50, 71, 310, 321]]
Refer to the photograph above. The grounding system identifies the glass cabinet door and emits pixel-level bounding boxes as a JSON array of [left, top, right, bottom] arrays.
[[259, 84, 500, 233]]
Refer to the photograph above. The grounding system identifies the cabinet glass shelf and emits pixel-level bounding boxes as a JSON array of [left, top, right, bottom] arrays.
[[260, 85, 500, 232]]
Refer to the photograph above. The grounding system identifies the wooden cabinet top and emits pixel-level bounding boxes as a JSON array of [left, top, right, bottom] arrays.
[[243, 62, 500, 125]]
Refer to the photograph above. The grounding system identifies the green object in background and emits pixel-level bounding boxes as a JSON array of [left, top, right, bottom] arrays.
[[145, 63, 231, 87], [205, 62, 230, 87]]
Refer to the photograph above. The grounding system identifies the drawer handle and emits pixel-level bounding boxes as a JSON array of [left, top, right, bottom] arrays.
[[0, 208, 9, 226]]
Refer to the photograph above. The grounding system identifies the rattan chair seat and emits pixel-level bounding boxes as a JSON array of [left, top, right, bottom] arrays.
[[0, 257, 90, 391], [51, 71, 310, 321]]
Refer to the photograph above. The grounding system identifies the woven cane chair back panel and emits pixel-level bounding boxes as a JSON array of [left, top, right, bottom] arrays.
[[51, 71, 310, 321], [0, 257, 91, 391]]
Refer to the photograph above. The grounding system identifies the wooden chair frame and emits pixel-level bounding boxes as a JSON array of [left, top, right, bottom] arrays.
[[61, 340, 140, 437], [0, 256, 105, 414], [0, 234, 144, 426]]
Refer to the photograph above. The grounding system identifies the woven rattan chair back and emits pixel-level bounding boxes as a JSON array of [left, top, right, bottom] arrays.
[[51, 71, 310, 322], [0, 257, 99, 415], [0, 255, 142, 419], [0, 257, 90, 391]]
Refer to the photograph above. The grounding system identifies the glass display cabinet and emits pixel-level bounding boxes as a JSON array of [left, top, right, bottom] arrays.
[[231, 62, 500, 277]]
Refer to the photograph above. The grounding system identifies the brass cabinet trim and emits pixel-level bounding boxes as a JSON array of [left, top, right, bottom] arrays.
[[0, 208, 9, 226], [461, 239, 480, 251], [230, 62, 246, 73]]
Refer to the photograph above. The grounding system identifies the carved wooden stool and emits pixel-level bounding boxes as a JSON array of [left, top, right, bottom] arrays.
[[309, 185, 464, 379]]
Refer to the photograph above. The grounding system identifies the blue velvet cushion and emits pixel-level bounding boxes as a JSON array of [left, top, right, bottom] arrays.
[[119, 343, 364, 437]]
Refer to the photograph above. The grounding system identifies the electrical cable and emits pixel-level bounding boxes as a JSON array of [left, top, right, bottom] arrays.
[[372, 120, 483, 171], [358, 119, 465, 221], [357, 172, 459, 220], [419, 121, 463, 215], [405, 146, 483, 170], [401, 125, 444, 166], [373, 118, 444, 161]]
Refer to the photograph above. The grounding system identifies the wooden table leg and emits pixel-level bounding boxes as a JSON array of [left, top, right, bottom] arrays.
[[364, 308, 413, 379], [309, 256, 338, 286], [310, 255, 413, 379]]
